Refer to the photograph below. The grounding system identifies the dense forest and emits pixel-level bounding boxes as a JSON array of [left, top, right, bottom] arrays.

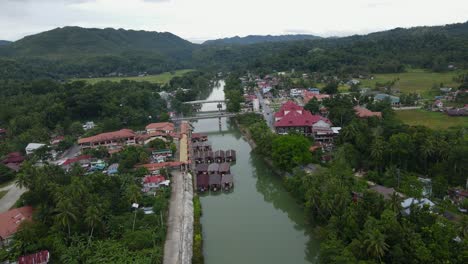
[[1, 22, 468, 79], [203, 34, 321, 45]]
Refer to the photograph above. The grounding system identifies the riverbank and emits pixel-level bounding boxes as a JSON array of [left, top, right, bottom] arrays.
[[192, 195, 204, 264]]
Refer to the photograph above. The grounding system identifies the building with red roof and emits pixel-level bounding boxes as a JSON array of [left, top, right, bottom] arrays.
[[137, 161, 184, 172], [142, 175, 166, 192], [302, 91, 331, 104], [0, 206, 33, 247], [274, 101, 334, 141], [354, 106, 382, 118], [78, 129, 137, 150], [2, 152, 25, 165], [18, 250, 50, 264], [145, 122, 175, 134]]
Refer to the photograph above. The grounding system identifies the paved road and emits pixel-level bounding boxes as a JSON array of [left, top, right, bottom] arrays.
[[0, 183, 27, 213], [163, 170, 194, 264], [59, 144, 80, 159], [256, 91, 275, 131]]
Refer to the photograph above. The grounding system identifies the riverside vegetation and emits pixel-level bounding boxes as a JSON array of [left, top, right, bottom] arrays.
[[235, 93, 468, 263]]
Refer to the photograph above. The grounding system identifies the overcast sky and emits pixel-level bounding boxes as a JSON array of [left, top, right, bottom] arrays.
[[1, 0, 467, 43]]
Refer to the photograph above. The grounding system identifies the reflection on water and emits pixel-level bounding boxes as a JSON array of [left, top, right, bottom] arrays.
[[194, 82, 319, 264]]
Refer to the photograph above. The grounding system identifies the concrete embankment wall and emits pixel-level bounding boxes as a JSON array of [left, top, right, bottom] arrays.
[[181, 172, 194, 264]]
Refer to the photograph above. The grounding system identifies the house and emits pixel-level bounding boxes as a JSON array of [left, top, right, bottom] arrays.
[[145, 122, 175, 134], [290, 88, 303, 97], [18, 250, 50, 264], [142, 175, 166, 192], [0, 206, 33, 247], [25, 143, 46, 155], [401, 198, 435, 215], [307, 88, 320, 94], [347, 79, 360, 86], [107, 163, 119, 175], [214, 150, 225, 163], [221, 174, 234, 191], [433, 100, 443, 108], [191, 133, 208, 142], [274, 101, 334, 141], [83, 121, 95, 131], [137, 161, 184, 173], [2, 152, 25, 165], [302, 91, 330, 104], [197, 174, 209, 192], [209, 173, 222, 191], [354, 106, 382, 118], [440, 87, 452, 93], [50, 136, 65, 145], [218, 162, 231, 175], [78, 129, 137, 150], [446, 107, 468, 116], [225, 149, 236, 162], [59, 155, 91, 171], [374, 94, 400, 106], [208, 163, 219, 174], [195, 163, 209, 175]]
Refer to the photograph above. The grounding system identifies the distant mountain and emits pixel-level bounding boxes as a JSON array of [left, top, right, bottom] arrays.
[[203, 34, 322, 45], [0, 40, 11, 46], [0, 27, 196, 78]]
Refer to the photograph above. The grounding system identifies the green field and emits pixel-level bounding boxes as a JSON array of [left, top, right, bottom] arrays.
[[361, 69, 464, 98], [73, 69, 194, 84], [396, 109, 468, 130]]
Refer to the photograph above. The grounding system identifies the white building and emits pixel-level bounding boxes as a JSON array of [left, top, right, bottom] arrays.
[[25, 143, 46, 155]]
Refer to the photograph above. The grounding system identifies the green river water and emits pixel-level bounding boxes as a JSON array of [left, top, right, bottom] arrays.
[[191, 82, 319, 264]]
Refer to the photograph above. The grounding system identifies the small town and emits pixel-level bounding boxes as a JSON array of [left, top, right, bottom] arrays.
[[0, 1, 467, 264]]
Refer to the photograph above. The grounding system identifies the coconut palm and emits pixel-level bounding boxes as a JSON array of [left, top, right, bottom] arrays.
[[85, 204, 102, 243], [54, 199, 77, 239], [363, 229, 389, 261], [370, 137, 386, 173]]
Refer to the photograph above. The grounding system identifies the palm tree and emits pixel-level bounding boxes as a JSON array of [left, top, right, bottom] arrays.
[[15, 162, 34, 189], [370, 137, 385, 173], [85, 205, 102, 243], [419, 138, 434, 173], [54, 199, 77, 239], [388, 192, 403, 214], [363, 229, 389, 262]]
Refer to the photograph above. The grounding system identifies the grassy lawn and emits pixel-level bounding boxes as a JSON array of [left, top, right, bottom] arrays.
[[396, 109, 468, 130], [0, 190, 8, 200], [361, 69, 465, 98], [73, 69, 194, 84]]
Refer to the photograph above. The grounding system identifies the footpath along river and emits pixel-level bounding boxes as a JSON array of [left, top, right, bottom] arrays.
[[191, 81, 319, 264]]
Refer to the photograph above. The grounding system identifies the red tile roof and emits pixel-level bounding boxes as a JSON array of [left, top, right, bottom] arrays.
[[145, 122, 175, 132], [143, 175, 166, 184], [18, 250, 50, 264], [274, 101, 331, 128], [61, 155, 91, 166], [0, 206, 33, 239], [137, 161, 184, 171], [78, 129, 135, 144], [2, 152, 25, 164], [303, 91, 330, 104], [354, 106, 382, 118]]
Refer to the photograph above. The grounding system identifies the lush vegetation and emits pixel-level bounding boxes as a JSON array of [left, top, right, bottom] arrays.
[[237, 95, 468, 263], [192, 196, 204, 264], [2, 22, 468, 81], [396, 109, 468, 130], [1, 162, 170, 263], [0, 27, 194, 79], [203, 34, 321, 45], [74, 69, 194, 84], [285, 155, 466, 263], [0, 79, 167, 156]]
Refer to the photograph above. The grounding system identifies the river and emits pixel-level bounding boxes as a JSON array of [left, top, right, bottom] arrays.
[[191, 81, 319, 264]]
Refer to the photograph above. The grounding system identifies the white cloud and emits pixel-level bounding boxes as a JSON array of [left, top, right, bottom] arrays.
[[0, 0, 467, 41]]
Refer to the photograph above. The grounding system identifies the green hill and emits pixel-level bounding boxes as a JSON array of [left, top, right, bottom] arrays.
[[203, 34, 322, 45], [0, 40, 11, 46], [0, 27, 195, 78]]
